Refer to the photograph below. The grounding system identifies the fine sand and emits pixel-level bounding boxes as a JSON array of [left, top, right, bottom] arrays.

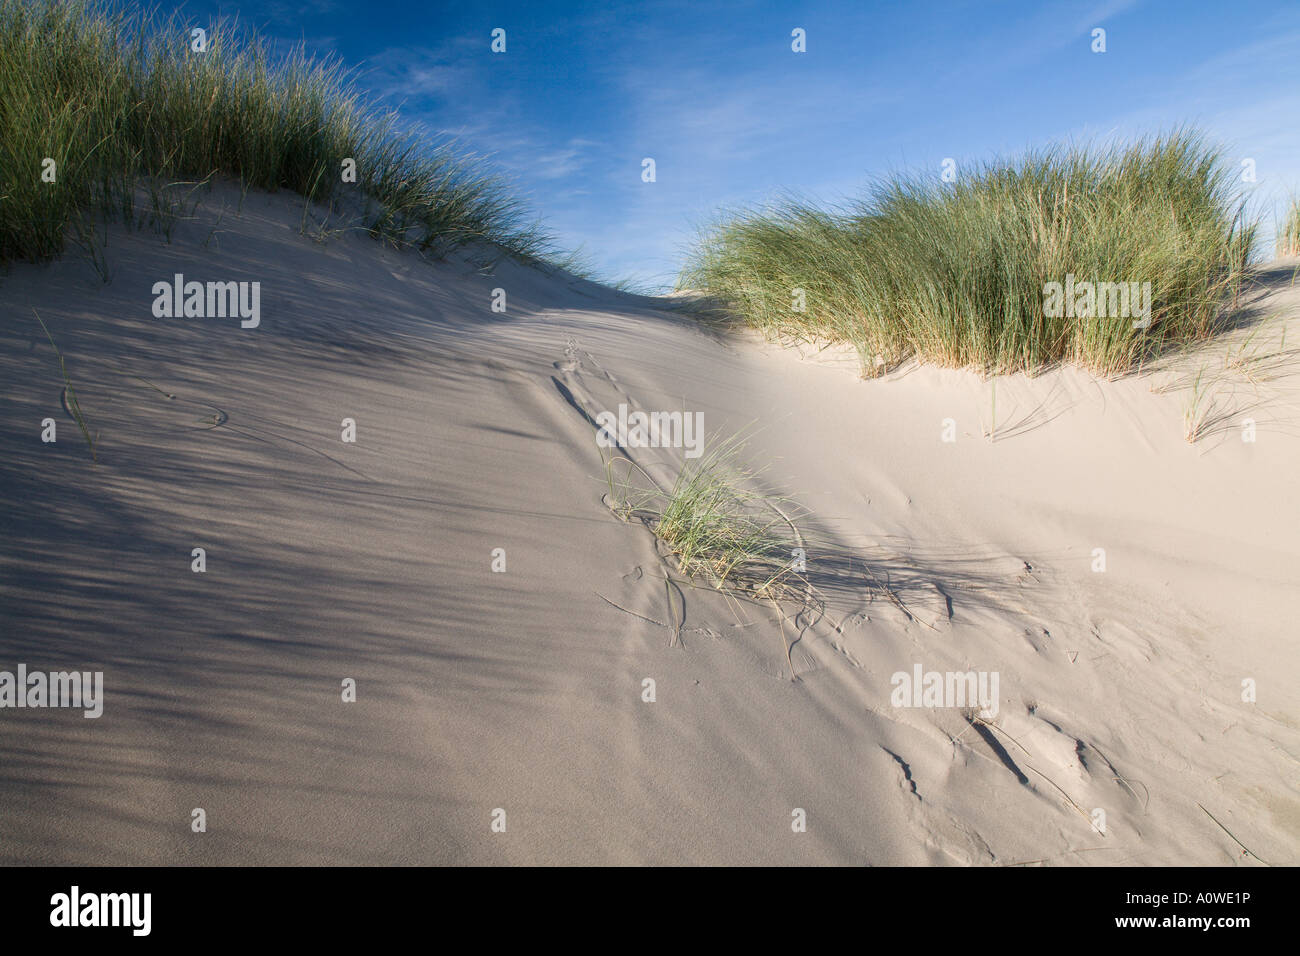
[[1, 184, 1297, 865]]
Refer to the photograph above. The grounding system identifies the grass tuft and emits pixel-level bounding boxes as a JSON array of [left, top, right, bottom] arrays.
[[602, 431, 804, 600], [0, 0, 548, 266], [1278, 195, 1300, 258], [682, 131, 1257, 377]]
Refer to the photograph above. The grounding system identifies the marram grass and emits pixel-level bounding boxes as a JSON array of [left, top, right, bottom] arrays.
[[0, 0, 547, 266], [1279, 196, 1300, 258], [682, 132, 1258, 377], [602, 431, 803, 600]]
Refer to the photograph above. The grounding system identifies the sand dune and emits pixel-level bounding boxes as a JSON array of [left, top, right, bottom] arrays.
[[1, 185, 1296, 865]]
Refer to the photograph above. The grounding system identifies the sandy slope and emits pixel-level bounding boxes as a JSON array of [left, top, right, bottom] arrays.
[[1, 185, 1297, 865]]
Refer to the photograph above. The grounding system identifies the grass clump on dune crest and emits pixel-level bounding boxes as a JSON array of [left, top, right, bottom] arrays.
[[1278, 196, 1300, 258], [0, 0, 546, 266], [682, 132, 1257, 377]]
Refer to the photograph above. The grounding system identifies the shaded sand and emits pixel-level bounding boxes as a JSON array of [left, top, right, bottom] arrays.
[[1, 186, 1297, 865]]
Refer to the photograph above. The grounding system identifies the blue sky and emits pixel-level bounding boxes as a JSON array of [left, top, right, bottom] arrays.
[[185, 0, 1300, 289]]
